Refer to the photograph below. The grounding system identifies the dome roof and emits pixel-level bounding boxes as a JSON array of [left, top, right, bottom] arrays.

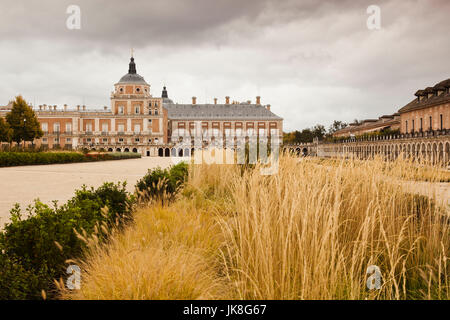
[[118, 73, 148, 84], [116, 57, 149, 85]]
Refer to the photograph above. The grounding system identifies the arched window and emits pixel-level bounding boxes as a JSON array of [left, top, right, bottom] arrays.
[[154, 109, 158, 115]]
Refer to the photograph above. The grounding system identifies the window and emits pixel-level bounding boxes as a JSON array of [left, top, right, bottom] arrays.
[[118, 138, 124, 142], [412, 119, 415, 133], [86, 138, 92, 142], [148, 109, 152, 115], [148, 138, 152, 143], [135, 138, 140, 143], [102, 123, 108, 132], [154, 138, 159, 144], [429, 116, 432, 130], [118, 124, 124, 133], [41, 123, 48, 132], [53, 122, 60, 133], [440, 114, 443, 130], [154, 109, 158, 115], [136, 87, 140, 93], [54, 137, 59, 143], [405, 120, 408, 133], [66, 138, 71, 143], [135, 105, 140, 114], [42, 138, 48, 143], [65, 123, 72, 133], [420, 118, 423, 131], [134, 124, 141, 133], [118, 106, 124, 114], [86, 123, 92, 133], [119, 87, 123, 93], [102, 138, 108, 143]]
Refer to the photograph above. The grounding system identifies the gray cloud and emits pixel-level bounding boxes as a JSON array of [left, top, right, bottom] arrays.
[[0, 0, 449, 131]]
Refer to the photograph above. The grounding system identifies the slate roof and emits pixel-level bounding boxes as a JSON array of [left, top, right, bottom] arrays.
[[164, 103, 283, 121], [117, 73, 148, 85], [398, 78, 450, 114]]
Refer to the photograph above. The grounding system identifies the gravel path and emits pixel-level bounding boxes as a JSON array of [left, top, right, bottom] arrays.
[[0, 157, 181, 227]]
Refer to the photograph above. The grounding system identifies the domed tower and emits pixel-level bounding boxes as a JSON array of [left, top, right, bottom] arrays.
[[111, 56, 154, 115], [110, 55, 167, 145], [113, 56, 150, 97]]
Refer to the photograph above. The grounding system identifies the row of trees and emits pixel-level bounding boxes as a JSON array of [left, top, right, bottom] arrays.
[[283, 120, 349, 144], [0, 96, 43, 148]]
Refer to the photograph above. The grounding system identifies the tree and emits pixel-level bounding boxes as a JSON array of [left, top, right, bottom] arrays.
[[328, 120, 348, 134], [0, 117, 13, 146], [283, 124, 327, 144], [312, 124, 326, 139], [5, 96, 43, 146]]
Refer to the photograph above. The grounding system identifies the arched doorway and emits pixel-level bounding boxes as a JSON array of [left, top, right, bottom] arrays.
[[132, 148, 138, 153], [146, 150, 150, 157], [124, 148, 130, 152], [158, 148, 164, 157], [178, 148, 183, 157], [116, 148, 121, 152], [164, 148, 170, 157]]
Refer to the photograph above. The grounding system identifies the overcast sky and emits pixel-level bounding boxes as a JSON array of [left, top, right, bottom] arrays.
[[0, 0, 449, 131]]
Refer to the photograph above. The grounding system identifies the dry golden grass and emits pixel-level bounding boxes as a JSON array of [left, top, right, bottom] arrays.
[[62, 155, 449, 300]]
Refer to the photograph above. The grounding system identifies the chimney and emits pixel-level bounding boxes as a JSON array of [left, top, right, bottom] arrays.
[[225, 96, 230, 104], [43, 104, 47, 110], [39, 105, 42, 111], [266, 104, 271, 111], [82, 105, 86, 111], [214, 98, 217, 105], [64, 104, 67, 111], [256, 96, 261, 105], [104, 106, 108, 111], [192, 96, 197, 105], [53, 105, 57, 111], [77, 105, 80, 111]]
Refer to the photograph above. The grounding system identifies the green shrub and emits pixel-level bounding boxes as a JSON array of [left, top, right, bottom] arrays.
[[0, 151, 141, 167], [0, 182, 134, 300], [135, 162, 188, 203]]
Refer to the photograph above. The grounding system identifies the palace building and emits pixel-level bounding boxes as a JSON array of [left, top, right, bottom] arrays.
[[0, 57, 283, 156], [333, 78, 450, 137]]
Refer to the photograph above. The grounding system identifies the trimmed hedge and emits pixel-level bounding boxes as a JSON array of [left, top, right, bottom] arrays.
[[0, 182, 135, 299], [0, 151, 141, 167]]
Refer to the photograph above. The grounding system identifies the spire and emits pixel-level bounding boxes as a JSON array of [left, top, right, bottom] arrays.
[[162, 85, 168, 98], [128, 57, 136, 74]]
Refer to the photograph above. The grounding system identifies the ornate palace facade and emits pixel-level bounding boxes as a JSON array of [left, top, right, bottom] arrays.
[[1, 57, 283, 157]]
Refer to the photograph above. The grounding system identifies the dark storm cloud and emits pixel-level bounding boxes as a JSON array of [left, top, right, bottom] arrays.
[[0, 0, 449, 131]]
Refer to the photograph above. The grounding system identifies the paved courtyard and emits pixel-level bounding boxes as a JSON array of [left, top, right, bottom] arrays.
[[0, 157, 180, 227]]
